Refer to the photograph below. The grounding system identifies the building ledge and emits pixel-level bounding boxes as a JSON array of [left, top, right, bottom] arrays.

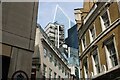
[[92, 65, 120, 80], [80, 18, 120, 59]]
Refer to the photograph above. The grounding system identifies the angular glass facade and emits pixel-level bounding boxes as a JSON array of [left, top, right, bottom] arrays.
[[65, 25, 78, 49], [53, 5, 75, 38]]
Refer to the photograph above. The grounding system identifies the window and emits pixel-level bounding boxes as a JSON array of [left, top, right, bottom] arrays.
[[79, 42, 82, 54], [68, 73, 69, 78], [49, 53, 53, 62], [49, 68, 52, 79], [43, 64, 47, 78], [44, 48, 47, 57], [58, 75, 61, 80], [104, 39, 118, 69], [58, 63, 61, 70], [54, 58, 57, 67], [89, 25, 96, 42], [54, 72, 57, 80], [65, 70, 67, 76], [100, 10, 110, 31], [81, 34, 87, 51], [62, 66, 64, 73], [118, 1, 120, 12], [83, 57, 89, 78], [91, 49, 100, 75], [101, 11, 110, 27]]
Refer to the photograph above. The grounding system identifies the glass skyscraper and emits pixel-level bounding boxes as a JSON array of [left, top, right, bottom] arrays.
[[53, 5, 75, 38]]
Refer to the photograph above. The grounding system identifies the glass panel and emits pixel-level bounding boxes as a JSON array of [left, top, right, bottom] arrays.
[[101, 11, 110, 28], [49, 54, 53, 62], [49, 68, 52, 79], [54, 6, 75, 38], [92, 49, 100, 73], [82, 35, 86, 48], [44, 48, 47, 57], [43, 64, 47, 77], [62, 66, 64, 73], [54, 58, 57, 66], [54, 72, 56, 80], [58, 76, 60, 80], [83, 57, 88, 78], [106, 41, 118, 66], [58, 63, 61, 70], [90, 26, 95, 40]]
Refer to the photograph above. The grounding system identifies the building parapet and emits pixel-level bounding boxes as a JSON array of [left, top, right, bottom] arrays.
[[92, 65, 120, 79]]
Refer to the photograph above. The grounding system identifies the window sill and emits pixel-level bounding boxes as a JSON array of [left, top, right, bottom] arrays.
[[92, 65, 120, 79]]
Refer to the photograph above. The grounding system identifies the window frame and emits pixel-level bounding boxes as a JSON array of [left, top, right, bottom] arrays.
[[100, 8, 111, 31], [43, 64, 47, 77], [54, 72, 57, 80], [117, 0, 120, 13], [58, 63, 61, 70], [83, 57, 89, 78], [81, 34, 87, 51], [58, 75, 61, 80], [89, 24, 96, 43], [43, 48, 47, 58], [91, 48, 101, 75], [49, 68, 52, 79], [62, 66, 64, 73], [103, 35, 119, 69], [65, 69, 67, 76], [54, 58, 57, 67], [49, 53, 53, 62]]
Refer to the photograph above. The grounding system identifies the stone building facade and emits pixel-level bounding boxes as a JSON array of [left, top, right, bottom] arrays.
[[32, 25, 71, 79], [1, 2, 38, 79]]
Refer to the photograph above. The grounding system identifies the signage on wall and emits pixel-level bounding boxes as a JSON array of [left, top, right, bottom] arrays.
[[12, 70, 28, 80]]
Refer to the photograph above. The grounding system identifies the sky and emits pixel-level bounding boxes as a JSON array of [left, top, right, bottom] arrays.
[[37, 1, 83, 29]]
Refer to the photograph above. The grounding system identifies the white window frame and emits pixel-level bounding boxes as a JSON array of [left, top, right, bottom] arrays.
[[58, 63, 61, 70], [100, 9, 111, 31], [83, 57, 89, 78], [117, 0, 120, 13], [62, 66, 64, 73], [54, 72, 57, 79], [65, 69, 67, 76], [54, 58, 57, 67], [97, 48, 102, 72], [67, 72, 70, 79], [91, 48, 101, 75], [79, 41, 82, 55], [43, 48, 47, 58], [43, 64, 47, 77], [49, 68, 52, 79], [80, 60, 83, 78], [89, 24, 96, 43], [58, 75, 61, 80], [113, 37, 120, 65], [81, 34, 87, 51], [49, 53, 53, 62], [104, 36, 119, 69]]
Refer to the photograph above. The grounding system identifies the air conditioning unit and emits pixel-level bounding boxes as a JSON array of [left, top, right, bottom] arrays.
[[102, 65, 107, 72]]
